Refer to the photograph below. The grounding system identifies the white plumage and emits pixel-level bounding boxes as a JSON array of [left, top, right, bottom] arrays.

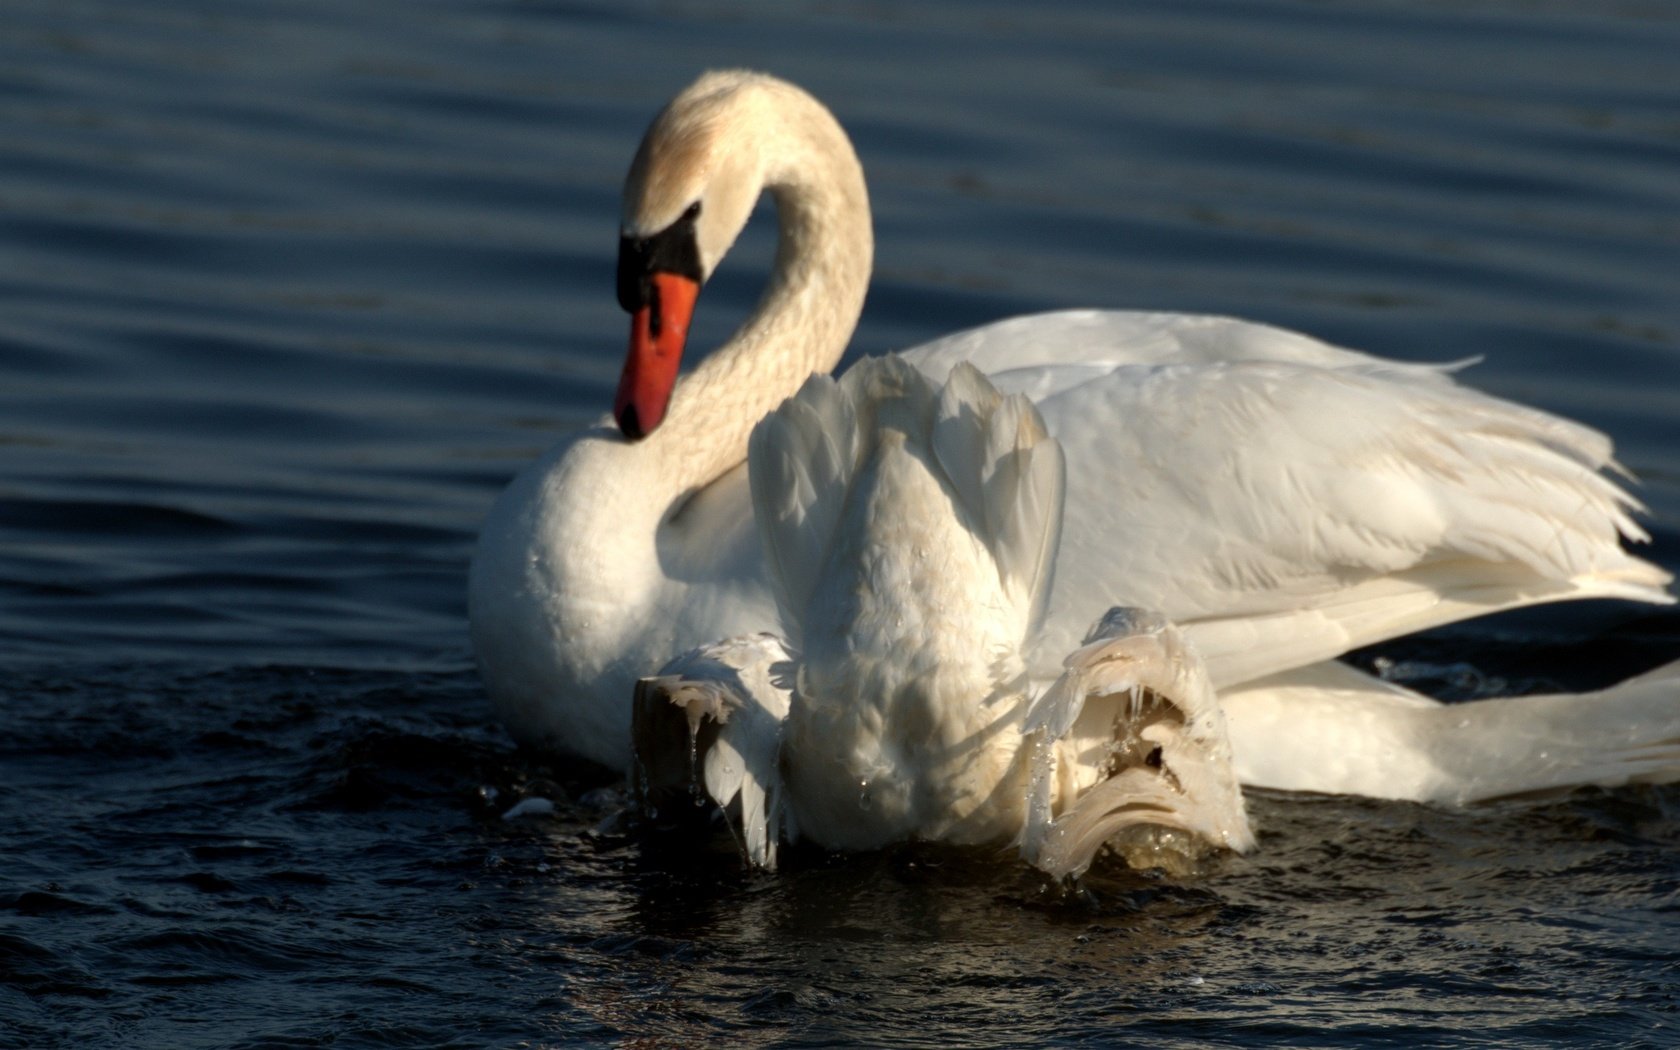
[[754, 358, 1060, 852], [640, 359, 1253, 875]]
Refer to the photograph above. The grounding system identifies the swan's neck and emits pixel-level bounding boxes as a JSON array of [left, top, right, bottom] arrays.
[[475, 82, 875, 741], [642, 93, 873, 500]]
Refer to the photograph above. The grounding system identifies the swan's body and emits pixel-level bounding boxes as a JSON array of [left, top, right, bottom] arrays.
[[1223, 659, 1680, 803], [469, 70, 1675, 816], [751, 359, 1061, 851], [634, 359, 1253, 876]]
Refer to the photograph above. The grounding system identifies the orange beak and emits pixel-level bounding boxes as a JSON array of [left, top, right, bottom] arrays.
[[615, 272, 700, 440]]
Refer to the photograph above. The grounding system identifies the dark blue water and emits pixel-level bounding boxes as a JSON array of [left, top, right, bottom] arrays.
[[3, 1, 1679, 1046]]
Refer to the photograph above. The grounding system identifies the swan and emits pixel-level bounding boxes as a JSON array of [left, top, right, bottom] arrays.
[[469, 70, 1676, 814], [633, 356, 1253, 877]]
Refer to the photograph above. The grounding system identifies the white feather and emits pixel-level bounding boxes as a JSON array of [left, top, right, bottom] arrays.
[[1020, 608, 1254, 878], [703, 358, 1077, 859], [632, 634, 791, 869], [1224, 658, 1680, 804]]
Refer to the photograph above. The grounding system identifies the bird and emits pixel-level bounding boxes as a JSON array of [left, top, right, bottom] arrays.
[[627, 355, 1253, 876], [468, 70, 1678, 853]]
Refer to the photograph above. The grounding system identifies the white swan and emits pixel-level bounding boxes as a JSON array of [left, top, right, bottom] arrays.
[[469, 71, 1676, 810], [634, 357, 1253, 877], [751, 359, 1068, 855]]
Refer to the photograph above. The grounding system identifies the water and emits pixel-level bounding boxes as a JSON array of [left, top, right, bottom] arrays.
[[3, 0, 1679, 1045]]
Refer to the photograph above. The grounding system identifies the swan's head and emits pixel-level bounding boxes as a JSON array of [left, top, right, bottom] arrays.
[[614, 71, 775, 440]]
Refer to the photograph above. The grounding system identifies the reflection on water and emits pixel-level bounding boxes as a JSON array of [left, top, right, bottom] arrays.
[[2, 0, 1678, 1046]]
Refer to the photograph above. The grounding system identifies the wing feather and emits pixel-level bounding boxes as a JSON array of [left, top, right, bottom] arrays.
[[900, 311, 1666, 683], [748, 373, 860, 638], [1014, 353, 1669, 679], [932, 363, 1067, 635]]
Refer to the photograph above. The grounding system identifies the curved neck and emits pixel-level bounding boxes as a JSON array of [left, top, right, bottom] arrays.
[[643, 92, 873, 500]]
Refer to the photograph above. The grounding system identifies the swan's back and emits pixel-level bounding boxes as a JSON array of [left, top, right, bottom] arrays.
[[748, 357, 1065, 848], [901, 310, 1670, 684]]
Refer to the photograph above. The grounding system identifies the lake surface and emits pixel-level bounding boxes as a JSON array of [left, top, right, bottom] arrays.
[[3, 1, 1679, 1046]]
